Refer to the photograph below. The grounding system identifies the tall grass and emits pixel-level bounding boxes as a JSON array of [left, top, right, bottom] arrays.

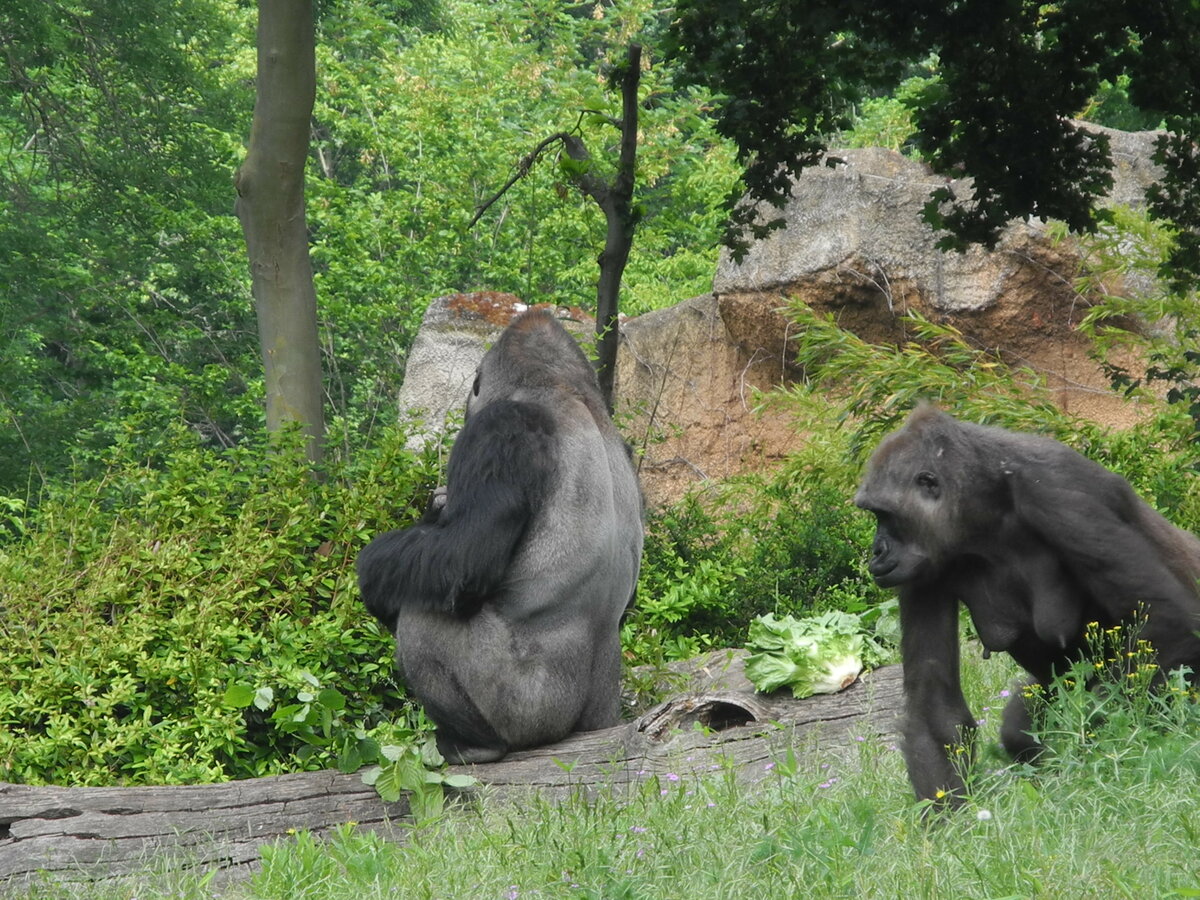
[[12, 649, 1200, 900]]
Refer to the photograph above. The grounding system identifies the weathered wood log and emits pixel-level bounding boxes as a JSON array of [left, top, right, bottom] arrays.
[[0, 769, 411, 885], [0, 662, 903, 887]]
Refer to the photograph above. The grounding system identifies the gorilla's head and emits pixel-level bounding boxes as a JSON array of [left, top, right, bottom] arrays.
[[854, 406, 998, 587], [467, 309, 601, 418]]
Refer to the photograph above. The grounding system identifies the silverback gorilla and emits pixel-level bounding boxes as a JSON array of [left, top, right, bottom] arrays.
[[357, 309, 643, 763], [855, 405, 1200, 803]]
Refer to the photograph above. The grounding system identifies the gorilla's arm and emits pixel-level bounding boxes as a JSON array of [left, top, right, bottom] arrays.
[[1011, 460, 1193, 621], [358, 400, 557, 630], [899, 582, 977, 803]]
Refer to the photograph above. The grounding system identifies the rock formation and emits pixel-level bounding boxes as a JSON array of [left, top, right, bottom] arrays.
[[397, 128, 1166, 504]]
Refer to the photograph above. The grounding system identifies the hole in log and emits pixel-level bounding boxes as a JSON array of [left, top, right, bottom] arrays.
[[34, 807, 84, 820], [636, 693, 769, 741], [0, 823, 10, 840], [695, 700, 756, 731]]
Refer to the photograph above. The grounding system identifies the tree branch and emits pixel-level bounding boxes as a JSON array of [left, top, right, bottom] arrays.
[[613, 44, 641, 202], [470, 131, 574, 228]]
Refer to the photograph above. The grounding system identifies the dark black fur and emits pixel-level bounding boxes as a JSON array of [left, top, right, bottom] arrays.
[[357, 309, 643, 763], [358, 401, 558, 625], [855, 405, 1200, 802]]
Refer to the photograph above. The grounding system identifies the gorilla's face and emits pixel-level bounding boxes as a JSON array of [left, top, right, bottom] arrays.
[[854, 419, 961, 588], [857, 509, 933, 587], [854, 486, 941, 588]]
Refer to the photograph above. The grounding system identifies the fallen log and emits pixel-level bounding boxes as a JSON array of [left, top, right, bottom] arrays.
[[0, 660, 903, 887]]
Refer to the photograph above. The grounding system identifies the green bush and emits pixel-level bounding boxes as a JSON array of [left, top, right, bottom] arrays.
[[626, 453, 888, 663], [782, 298, 1200, 530], [0, 423, 444, 786], [1010, 616, 1200, 800]]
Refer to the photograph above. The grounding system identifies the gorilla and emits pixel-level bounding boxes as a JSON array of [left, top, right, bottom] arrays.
[[854, 405, 1200, 803], [357, 309, 644, 764]]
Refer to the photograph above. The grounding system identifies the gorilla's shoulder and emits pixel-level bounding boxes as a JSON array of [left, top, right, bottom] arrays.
[[464, 398, 559, 440]]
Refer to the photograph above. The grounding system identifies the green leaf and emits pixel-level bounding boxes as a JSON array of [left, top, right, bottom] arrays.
[[372, 765, 404, 804], [409, 784, 445, 823], [337, 744, 364, 774], [223, 683, 255, 708], [419, 737, 444, 768], [380, 744, 406, 763], [317, 688, 346, 711], [394, 755, 428, 792]]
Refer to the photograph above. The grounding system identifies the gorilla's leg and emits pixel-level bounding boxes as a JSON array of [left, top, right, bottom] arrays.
[[999, 679, 1045, 762], [573, 636, 623, 732], [413, 658, 509, 764]]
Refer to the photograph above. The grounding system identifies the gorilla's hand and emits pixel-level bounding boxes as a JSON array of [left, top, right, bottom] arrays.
[[422, 486, 448, 523]]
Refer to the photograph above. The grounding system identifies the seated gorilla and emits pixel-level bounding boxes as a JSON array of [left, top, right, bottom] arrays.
[[855, 405, 1200, 803], [357, 309, 644, 763]]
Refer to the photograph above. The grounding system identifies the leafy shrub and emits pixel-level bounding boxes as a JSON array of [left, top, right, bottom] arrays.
[[840, 69, 937, 153], [625, 454, 888, 663], [782, 298, 1200, 531], [785, 305, 1083, 458], [0, 423, 444, 786]]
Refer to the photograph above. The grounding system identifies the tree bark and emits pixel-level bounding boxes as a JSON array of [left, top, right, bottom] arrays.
[[591, 43, 641, 413], [234, 0, 325, 464], [0, 663, 903, 888]]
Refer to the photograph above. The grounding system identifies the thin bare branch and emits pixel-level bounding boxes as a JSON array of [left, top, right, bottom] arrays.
[[469, 131, 573, 228]]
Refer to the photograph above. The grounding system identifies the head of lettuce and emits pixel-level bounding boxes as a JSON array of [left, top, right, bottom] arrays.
[[745, 611, 886, 698]]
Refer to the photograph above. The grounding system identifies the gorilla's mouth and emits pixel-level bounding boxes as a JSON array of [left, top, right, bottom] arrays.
[[871, 569, 908, 588], [868, 558, 899, 583], [869, 557, 928, 588]]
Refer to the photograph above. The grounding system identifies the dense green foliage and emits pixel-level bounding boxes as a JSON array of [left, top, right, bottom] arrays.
[[6, 188, 1200, 788], [784, 304, 1200, 526], [5, 186, 1200, 793], [0, 0, 738, 493], [627, 471, 885, 666], [0, 425, 443, 785], [668, 0, 1200, 282], [0, 414, 886, 785], [0, 0, 257, 490], [5, 2, 1200, 858]]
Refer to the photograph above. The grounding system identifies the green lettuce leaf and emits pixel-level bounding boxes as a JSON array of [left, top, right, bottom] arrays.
[[744, 611, 882, 698]]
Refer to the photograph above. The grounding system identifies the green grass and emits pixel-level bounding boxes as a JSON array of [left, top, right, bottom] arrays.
[[11, 650, 1200, 900]]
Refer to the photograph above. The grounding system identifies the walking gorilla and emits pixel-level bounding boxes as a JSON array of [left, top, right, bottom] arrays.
[[358, 309, 643, 763], [855, 405, 1200, 803]]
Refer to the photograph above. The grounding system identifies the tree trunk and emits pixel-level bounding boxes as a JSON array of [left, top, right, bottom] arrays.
[[593, 43, 641, 413], [234, 0, 325, 464]]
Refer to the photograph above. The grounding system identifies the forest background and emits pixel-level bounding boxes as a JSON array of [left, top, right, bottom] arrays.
[[2, 0, 1199, 799]]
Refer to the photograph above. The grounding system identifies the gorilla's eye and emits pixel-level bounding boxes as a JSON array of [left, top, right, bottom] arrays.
[[471, 373, 481, 397], [915, 471, 939, 495]]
